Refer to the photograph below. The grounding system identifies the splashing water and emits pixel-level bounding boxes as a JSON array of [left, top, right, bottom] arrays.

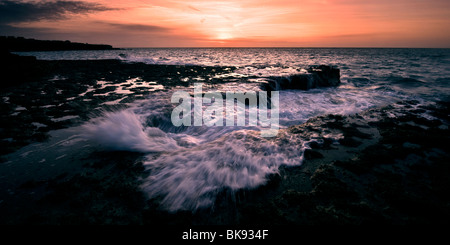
[[80, 92, 307, 211], [141, 130, 306, 211], [59, 48, 450, 211], [81, 110, 179, 153], [79, 76, 411, 211]]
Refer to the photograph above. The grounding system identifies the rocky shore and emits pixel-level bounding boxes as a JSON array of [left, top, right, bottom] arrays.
[[0, 57, 236, 157], [0, 57, 449, 225], [1, 99, 448, 225]]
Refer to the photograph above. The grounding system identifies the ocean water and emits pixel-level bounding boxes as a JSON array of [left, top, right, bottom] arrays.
[[9, 48, 450, 211]]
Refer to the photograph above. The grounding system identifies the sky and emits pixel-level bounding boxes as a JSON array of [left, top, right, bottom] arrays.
[[1, 0, 449, 48]]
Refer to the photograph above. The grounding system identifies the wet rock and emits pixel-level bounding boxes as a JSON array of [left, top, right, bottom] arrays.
[[339, 137, 363, 147], [0, 59, 238, 156], [307, 65, 341, 87], [0, 50, 40, 86], [304, 149, 324, 159], [308, 141, 322, 149], [402, 142, 421, 149], [281, 190, 314, 209], [262, 65, 340, 91]]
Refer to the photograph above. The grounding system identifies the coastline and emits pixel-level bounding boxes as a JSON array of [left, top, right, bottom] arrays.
[[0, 57, 449, 225], [0, 58, 235, 156]]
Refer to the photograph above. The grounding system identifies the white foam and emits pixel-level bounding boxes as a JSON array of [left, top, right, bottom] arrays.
[[77, 90, 307, 211], [31, 122, 47, 128], [277, 85, 407, 127], [51, 115, 79, 122], [141, 130, 305, 211], [79, 86, 95, 97], [76, 81, 405, 211], [15, 106, 27, 111], [80, 110, 179, 153]]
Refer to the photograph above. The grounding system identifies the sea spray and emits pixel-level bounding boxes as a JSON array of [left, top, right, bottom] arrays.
[[140, 130, 307, 211], [79, 103, 306, 211], [81, 110, 179, 152], [77, 83, 404, 211], [171, 83, 280, 137], [75, 58, 410, 211]]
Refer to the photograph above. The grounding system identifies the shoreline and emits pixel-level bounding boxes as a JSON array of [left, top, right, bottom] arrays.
[[0, 58, 237, 157], [0, 57, 449, 225], [0, 99, 448, 225]]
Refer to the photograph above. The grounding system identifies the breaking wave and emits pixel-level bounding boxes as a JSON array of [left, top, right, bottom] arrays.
[[79, 77, 408, 211], [79, 97, 307, 211], [141, 130, 306, 211], [81, 110, 179, 153]]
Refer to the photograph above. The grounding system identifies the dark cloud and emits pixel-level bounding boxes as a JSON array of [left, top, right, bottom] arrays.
[[0, 0, 114, 24], [103, 23, 172, 32], [0, 23, 55, 37]]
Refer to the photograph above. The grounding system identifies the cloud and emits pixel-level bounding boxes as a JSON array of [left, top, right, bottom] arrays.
[[320, 33, 387, 39], [0, 21, 173, 39], [0, 24, 56, 37], [188, 5, 201, 12], [0, 0, 115, 24], [102, 22, 172, 32]]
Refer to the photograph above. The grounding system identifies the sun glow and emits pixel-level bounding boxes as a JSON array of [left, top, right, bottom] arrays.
[[2, 0, 448, 47], [216, 30, 233, 40]]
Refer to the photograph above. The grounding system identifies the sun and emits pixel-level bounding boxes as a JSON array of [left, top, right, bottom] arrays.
[[216, 29, 234, 40], [217, 33, 233, 40]]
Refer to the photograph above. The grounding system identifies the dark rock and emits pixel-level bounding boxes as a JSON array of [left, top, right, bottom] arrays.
[[0, 49, 40, 86], [304, 149, 324, 159], [307, 65, 341, 87], [0, 36, 115, 51], [308, 141, 322, 149], [340, 126, 372, 139], [0, 49, 36, 62], [282, 190, 312, 207], [339, 137, 363, 147], [310, 165, 358, 199], [262, 65, 340, 91]]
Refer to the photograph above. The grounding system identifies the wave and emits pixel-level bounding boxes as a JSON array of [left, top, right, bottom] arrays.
[[81, 110, 179, 152], [389, 77, 426, 88], [77, 76, 409, 211], [141, 130, 306, 211], [79, 101, 307, 211], [348, 77, 373, 87], [118, 53, 198, 66]]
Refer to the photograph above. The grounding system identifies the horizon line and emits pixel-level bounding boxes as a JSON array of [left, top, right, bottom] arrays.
[[116, 46, 450, 49], [4, 36, 449, 49]]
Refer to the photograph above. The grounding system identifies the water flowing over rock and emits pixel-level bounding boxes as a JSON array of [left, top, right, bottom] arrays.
[[261, 65, 341, 91]]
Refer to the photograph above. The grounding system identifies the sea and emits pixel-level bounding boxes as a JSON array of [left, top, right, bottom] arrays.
[[7, 48, 450, 211]]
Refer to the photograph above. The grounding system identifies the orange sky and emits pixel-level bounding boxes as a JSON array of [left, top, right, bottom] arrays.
[[2, 0, 450, 47]]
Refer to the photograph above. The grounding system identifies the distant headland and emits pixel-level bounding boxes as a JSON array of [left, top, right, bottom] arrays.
[[0, 37, 116, 87], [0, 36, 115, 52]]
